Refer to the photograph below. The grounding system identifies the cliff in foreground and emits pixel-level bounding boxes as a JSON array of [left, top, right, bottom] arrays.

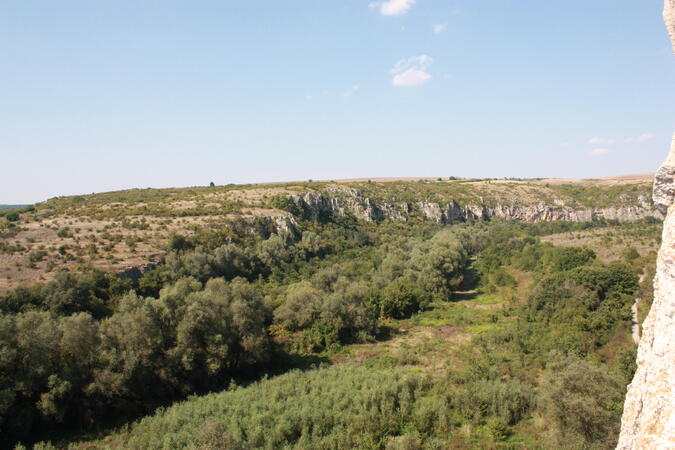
[[617, 3, 675, 446]]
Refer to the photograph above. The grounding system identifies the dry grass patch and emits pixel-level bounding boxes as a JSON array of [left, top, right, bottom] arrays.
[[541, 228, 659, 262]]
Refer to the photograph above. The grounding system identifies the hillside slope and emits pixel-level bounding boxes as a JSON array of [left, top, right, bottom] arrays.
[[0, 175, 661, 294]]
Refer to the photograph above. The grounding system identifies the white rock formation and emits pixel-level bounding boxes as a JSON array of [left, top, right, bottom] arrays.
[[616, 4, 675, 447], [290, 192, 662, 224]]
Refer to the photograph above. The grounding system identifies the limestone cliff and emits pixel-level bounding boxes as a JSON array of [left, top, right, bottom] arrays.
[[616, 3, 675, 448], [667, 0, 675, 49], [618, 138, 675, 450], [289, 190, 662, 224]]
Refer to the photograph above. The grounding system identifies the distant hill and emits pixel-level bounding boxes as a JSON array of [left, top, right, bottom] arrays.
[[0, 204, 29, 211], [0, 175, 661, 294]]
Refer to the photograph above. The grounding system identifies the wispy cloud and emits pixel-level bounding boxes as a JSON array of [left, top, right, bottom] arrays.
[[587, 133, 654, 145], [370, 0, 415, 16], [624, 133, 654, 143], [587, 137, 616, 145], [588, 148, 610, 156], [391, 55, 432, 87], [342, 84, 361, 98], [433, 23, 447, 34]]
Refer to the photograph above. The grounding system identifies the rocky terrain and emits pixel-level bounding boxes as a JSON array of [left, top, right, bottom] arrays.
[[0, 175, 663, 294], [617, 2, 675, 447], [290, 188, 661, 224]]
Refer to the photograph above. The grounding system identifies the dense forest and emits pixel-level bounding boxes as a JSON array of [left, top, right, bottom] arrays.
[[0, 206, 660, 449]]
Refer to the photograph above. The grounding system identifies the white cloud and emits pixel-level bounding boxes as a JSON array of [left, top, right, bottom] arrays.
[[625, 133, 654, 143], [559, 142, 572, 148], [589, 148, 610, 156], [587, 133, 654, 145], [587, 137, 616, 145], [342, 84, 361, 98], [392, 69, 431, 86], [391, 55, 433, 87], [433, 23, 447, 34], [370, 0, 415, 16]]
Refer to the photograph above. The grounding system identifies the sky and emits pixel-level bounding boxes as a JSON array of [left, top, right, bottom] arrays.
[[1, 0, 674, 204]]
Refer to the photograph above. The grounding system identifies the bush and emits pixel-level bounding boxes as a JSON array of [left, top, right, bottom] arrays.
[[379, 277, 425, 319], [452, 378, 534, 426], [274, 279, 377, 350], [621, 247, 640, 261], [273, 282, 322, 331], [545, 246, 596, 272], [539, 353, 624, 447]]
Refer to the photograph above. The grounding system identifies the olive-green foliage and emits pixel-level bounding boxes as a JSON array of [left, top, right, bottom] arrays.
[[539, 353, 624, 447], [371, 228, 469, 318], [267, 194, 302, 216], [451, 378, 534, 426], [0, 270, 132, 318], [71, 365, 436, 450], [274, 278, 378, 352], [409, 229, 468, 299], [379, 277, 425, 319], [476, 237, 595, 279], [0, 277, 270, 446], [527, 262, 636, 356], [163, 231, 323, 284], [621, 247, 640, 261], [1, 218, 650, 448], [274, 282, 323, 330]]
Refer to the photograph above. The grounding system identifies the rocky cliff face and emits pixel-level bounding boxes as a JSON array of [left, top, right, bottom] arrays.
[[616, 3, 675, 448], [290, 190, 662, 224], [618, 138, 675, 450], [653, 135, 675, 214], [667, 0, 675, 49]]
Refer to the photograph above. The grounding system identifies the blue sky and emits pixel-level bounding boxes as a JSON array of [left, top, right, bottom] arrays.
[[1, 0, 673, 204]]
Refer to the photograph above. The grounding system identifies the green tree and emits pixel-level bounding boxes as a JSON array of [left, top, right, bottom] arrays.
[[379, 277, 424, 319]]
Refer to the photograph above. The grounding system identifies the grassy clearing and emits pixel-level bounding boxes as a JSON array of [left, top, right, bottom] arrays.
[[541, 221, 661, 262]]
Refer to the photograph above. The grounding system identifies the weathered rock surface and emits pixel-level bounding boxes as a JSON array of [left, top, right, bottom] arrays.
[[118, 261, 160, 280], [654, 134, 675, 214], [616, 3, 675, 448], [289, 191, 662, 224], [617, 141, 675, 448], [666, 0, 675, 50]]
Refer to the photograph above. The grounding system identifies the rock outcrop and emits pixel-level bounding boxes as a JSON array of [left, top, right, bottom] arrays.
[[618, 137, 675, 450], [616, 3, 675, 448], [289, 191, 662, 224], [653, 135, 675, 214], [667, 0, 675, 49], [118, 261, 160, 280]]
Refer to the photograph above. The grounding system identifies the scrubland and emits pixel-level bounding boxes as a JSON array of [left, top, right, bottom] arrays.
[[0, 178, 660, 449]]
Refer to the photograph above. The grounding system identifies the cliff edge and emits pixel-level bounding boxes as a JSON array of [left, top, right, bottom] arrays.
[[616, 3, 675, 447]]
